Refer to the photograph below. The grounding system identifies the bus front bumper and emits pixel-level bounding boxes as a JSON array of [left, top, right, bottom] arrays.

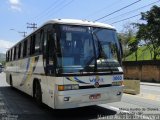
[[55, 86, 123, 109]]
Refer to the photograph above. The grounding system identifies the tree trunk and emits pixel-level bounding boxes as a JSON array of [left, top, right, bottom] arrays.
[[153, 52, 157, 60], [135, 50, 137, 61]]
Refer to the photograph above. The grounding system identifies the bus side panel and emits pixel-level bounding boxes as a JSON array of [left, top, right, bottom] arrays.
[[5, 61, 17, 87], [40, 76, 63, 109], [17, 56, 44, 96], [5, 70, 10, 85]]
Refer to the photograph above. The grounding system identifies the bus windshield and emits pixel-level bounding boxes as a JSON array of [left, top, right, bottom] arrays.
[[56, 25, 121, 75]]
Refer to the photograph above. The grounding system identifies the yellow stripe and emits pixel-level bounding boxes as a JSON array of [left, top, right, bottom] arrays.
[[26, 57, 35, 81], [68, 77, 78, 83], [20, 57, 36, 86]]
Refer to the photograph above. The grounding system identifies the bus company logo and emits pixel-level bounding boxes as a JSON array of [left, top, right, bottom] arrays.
[[89, 76, 104, 83]]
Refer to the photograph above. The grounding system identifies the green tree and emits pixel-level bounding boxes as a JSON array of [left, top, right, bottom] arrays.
[[118, 22, 138, 61], [128, 36, 139, 61], [136, 5, 160, 60]]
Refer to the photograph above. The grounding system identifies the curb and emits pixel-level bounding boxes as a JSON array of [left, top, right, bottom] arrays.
[[140, 82, 160, 87]]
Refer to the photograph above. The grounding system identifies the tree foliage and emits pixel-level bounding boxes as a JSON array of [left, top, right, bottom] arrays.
[[136, 5, 160, 60], [128, 36, 139, 61], [118, 22, 139, 61]]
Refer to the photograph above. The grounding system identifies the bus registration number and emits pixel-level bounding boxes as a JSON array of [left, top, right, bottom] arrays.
[[89, 94, 101, 100]]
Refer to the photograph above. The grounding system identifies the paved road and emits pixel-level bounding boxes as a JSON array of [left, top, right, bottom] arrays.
[[107, 82, 160, 119], [0, 72, 160, 120]]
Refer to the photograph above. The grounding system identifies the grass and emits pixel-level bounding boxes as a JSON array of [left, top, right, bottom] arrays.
[[124, 45, 160, 61]]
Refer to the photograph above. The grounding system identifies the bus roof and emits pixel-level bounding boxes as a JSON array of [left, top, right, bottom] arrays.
[[45, 19, 115, 29], [7, 19, 115, 52]]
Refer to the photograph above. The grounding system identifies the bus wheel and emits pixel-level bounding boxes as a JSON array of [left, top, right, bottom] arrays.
[[34, 81, 42, 105], [10, 75, 13, 87]]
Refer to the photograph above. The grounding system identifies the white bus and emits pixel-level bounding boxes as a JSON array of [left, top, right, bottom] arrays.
[[5, 19, 124, 109]]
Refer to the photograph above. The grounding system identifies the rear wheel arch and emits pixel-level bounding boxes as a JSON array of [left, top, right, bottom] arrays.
[[33, 78, 40, 96], [9, 74, 13, 87], [33, 78, 42, 104]]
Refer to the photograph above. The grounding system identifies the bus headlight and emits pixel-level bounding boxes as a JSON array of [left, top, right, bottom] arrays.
[[58, 84, 79, 91], [71, 84, 79, 90]]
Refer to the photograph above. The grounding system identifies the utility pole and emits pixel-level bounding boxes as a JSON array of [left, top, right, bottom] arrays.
[[18, 31, 27, 37], [27, 23, 37, 31], [10, 29, 27, 38]]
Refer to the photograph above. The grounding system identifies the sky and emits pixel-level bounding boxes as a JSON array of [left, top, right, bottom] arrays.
[[0, 0, 159, 53]]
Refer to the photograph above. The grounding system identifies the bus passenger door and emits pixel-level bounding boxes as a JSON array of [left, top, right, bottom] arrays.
[[43, 26, 56, 75], [47, 32, 56, 74], [42, 25, 56, 108]]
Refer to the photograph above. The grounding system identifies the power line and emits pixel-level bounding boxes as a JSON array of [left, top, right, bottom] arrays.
[[34, 0, 66, 22], [94, 0, 142, 22], [83, 0, 123, 19], [36, 0, 74, 23], [33, 0, 60, 20], [19, 0, 74, 36], [10, 29, 27, 38], [25, 0, 67, 26], [48, 0, 74, 18], [111, 14, 140, 24], [103, 0, 160, 22]]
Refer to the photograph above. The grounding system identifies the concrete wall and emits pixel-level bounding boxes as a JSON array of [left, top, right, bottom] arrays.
[[123, 61, 160, 83]]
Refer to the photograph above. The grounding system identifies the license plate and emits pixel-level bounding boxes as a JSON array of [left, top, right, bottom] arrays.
[[89, 94, 101, 100]]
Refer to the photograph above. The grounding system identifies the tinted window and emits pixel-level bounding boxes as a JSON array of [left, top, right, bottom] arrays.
[[14, 47, 17, 60], [18, 43, 21, 59], [35, 32, 40, 54], [23, 40, 27, 57], [30, 35, 35, 55]]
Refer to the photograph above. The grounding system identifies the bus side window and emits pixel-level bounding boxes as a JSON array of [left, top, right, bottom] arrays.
[[12, 48, 14, 61], [20, 42, 24, 58], [23, 40, 27, 58], [16, 45, 19, 60], [14, 47, 17, 60], [35, 32, 40, 54], [9, 50, 11, 61], [30, 35, 35, 55], [41, 26, 47, 74], [10, 49, 12, 61], [39, 29, 44, 53], [18, 43, 21, 59], [27, 38, 31, 56]]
